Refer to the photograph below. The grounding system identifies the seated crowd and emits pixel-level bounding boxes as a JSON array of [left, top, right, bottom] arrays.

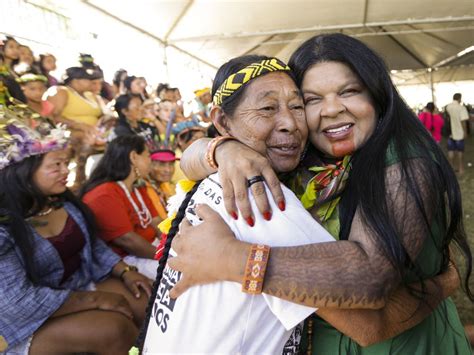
[[0, 34, 212, 354]]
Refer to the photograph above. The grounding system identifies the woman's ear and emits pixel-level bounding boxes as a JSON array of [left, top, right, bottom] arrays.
[[210, 106, 230, 136], [129, 150, 138, 166]]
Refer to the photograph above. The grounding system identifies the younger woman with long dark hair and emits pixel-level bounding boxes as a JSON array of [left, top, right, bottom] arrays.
[[81, 135, 161, 279], [171, 34, 473, 354], [0, 105, 151, 354]]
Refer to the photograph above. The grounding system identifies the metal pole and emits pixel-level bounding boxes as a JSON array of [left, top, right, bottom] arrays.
[[428, 68, 435, 103]]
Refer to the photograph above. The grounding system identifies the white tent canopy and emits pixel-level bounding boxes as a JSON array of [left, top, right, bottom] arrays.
[[84, 0, 474, 71], [2, 0, 473, 97]]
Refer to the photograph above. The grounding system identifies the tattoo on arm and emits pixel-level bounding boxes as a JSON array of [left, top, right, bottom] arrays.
[[263, 159, 435, 309]]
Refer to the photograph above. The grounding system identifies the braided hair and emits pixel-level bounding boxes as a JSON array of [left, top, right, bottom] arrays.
[[136, 181, 202, 351]]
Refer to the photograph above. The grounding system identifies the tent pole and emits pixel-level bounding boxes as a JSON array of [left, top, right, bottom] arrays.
[[428, 68, 435, 103]]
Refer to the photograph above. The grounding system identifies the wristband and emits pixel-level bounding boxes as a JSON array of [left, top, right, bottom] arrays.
[[241, 244, 270, 294], [119, 265, 138, 280], [205, 135, 237, 170]]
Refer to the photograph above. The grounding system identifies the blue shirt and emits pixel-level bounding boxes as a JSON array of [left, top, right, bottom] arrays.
[[0, 202, 121, 349]]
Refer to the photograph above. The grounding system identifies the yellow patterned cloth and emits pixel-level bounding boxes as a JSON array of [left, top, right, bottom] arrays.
[[213, 58, 291, 106], [157, 179, 196, 234]]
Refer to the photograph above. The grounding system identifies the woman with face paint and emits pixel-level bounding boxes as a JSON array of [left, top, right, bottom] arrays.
[[171, 34, 472, 354]]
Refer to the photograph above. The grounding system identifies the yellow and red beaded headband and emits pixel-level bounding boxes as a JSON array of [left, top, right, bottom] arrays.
[[212, 58, 291, 106]]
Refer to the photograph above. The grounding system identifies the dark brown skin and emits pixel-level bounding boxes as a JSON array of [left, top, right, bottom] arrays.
[[25, 206, 153, 354]]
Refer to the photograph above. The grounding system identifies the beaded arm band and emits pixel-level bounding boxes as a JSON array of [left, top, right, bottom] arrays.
[[205, 135, 237, 170], [242, 244, 271, 294]]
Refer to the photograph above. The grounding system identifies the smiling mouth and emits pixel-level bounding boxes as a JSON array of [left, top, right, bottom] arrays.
[[268, 143, 300, 156], [323, 123, 354, 134]]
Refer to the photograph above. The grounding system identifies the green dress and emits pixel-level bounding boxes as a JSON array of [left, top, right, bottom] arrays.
[[297, 148, 472, 355]]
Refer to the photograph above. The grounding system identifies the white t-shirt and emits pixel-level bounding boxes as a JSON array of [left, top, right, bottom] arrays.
[[143, 174, 334, 354], [446, 101, 469, 140]]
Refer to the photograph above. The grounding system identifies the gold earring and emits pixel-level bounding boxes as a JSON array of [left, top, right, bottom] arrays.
[[133, 165, 145, 188]]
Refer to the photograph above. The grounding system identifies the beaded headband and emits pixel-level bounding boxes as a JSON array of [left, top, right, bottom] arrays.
[[212, 58, 291, 106], [0, 102, 70, 170]]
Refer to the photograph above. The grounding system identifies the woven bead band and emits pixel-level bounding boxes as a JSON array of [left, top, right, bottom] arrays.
[[205, 135, 236, 170], [242, 244, 270, 294]]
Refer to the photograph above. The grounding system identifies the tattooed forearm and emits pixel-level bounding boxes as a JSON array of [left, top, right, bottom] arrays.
[[262, 160, 434, 309], [263, 240, 394, 309]]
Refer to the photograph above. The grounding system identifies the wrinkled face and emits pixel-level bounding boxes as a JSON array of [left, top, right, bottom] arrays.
[[222, 71, 307, 173], [124, 96, 143, 122], [131, 147, 151, 178], [302, 61, 377, 158], [3, 39, 20, 61], [33, 149, 70, 196], [157, 101, 173, 121], [21, 81, 47, 103], [42, 55, 56, 72], [19, 46, 34, 65], [90, 78, 103, 95], [151, 160, 175, 183]]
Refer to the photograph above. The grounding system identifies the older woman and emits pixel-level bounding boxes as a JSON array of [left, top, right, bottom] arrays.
[[138, 55, 459, 354], [170, 34, 472, 354], [0, 105, 151, 354]]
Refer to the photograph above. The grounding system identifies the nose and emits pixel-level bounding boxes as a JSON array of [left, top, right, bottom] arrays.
[[276, 105, 298, 133], [320, 95, 345, 118], [61, 163, 70, 176]]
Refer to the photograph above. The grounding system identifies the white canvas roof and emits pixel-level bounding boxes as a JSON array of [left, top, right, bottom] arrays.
[[83, 0, 474, 75]]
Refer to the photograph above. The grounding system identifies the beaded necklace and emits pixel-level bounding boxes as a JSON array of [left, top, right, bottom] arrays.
[[117, 181, 152, 228]]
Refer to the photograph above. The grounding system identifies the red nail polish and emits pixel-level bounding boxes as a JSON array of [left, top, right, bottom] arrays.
[[245, 216, 255, 227], [230, 211, 238, 220], [278, 201, 286, 211], [263, 211, 272, 221]]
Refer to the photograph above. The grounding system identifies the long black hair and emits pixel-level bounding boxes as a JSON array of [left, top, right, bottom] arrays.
[[136, 181, 202, 351], [80, 135, 146, 196], [0, 154, 97, 284], [289, 33, 472, 299]]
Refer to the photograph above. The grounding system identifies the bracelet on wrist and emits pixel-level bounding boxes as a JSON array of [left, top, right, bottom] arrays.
[[119, 265, 138, 280], [205, 135, 237, 170], [241, 244, 270, 294]]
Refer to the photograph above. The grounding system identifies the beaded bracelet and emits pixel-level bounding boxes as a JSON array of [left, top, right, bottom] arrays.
[[205, 135, 237, 170], [241, 244, 271, 294]]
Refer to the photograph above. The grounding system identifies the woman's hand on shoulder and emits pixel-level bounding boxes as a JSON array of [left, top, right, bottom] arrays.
[[215, 140, 284, 222], [122, 271, 153, 299]]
